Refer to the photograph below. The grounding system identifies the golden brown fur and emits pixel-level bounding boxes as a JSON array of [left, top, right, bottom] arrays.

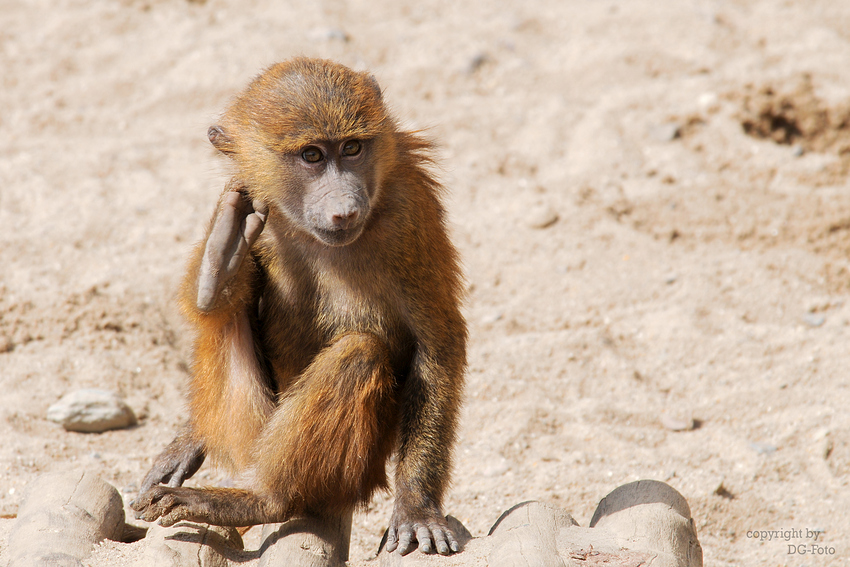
[[133, 58, 466, 556]]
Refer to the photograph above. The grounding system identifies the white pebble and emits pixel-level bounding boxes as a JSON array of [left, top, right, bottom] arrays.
[[47, 389, 137, 433]]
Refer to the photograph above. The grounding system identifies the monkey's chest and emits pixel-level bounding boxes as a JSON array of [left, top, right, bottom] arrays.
[[259, 267, 412, 384], [313, 270, 403, 340]]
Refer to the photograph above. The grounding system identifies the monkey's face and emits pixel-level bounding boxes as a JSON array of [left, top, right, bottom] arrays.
[[282, 138, 377, 247], [209, 58, 396, 246]]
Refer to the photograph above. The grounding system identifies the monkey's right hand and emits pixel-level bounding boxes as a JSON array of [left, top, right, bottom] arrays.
[[136, 432, 206, 499], [196, 183, 268, 312]]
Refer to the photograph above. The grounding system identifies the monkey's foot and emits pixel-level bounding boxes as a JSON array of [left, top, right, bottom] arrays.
[[132, 486, 211, 527], [386, 511, 459, 556]]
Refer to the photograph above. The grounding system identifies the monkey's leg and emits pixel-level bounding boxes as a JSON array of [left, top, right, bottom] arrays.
[[133, 332, 398, 527], [137, 425, 206, 496]]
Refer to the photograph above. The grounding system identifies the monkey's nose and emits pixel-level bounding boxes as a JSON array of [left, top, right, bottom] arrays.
[[329, 208, 359, 230]]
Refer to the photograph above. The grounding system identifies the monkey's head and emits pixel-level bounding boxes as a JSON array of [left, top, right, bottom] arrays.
[[209, 58, 397, 247]]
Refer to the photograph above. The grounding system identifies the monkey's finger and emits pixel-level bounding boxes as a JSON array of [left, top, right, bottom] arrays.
[[385, 527, 398, 552], [130, 487, 157, 512], [223, 215, 261, 276], [396, 526, 416, 555], [207, 197, 244, 260], [223, 189, 250, 212], [243, 213, 266, 249], [138, 499, 169, 523], [416, 525, 433, 554], [159, 507, 188, 528], [445, 528, 460, 552], [139, 507, 165, 523], [137, 476, 161, 500], [252, 198, 269, 219], [129, 498, 144, 513], [138, 458, 182, 495], [141, 491, 178, 523], [431, 527, 450, 555]]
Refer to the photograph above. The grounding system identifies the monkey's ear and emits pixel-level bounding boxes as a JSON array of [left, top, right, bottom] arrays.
[[208, 125, 237, 156]]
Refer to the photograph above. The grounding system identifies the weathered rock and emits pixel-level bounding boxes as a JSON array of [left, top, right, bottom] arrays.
[[481, 481, 702, 567], [488, 501, 578, 567], [47, 389, 137, 433], [590, 479, 703, 567], [8, 471, 125, 566], [139, 522, 244, 567], [260, 512, 352, 567]]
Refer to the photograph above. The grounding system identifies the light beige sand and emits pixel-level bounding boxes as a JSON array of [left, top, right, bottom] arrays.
[[1, 0, 850, 564]]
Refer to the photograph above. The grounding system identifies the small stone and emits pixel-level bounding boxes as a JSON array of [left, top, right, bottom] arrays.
[[467, 52, 491, 74], [713, 482, 734, 499], [481, 311, 503, 324], [47, 389, 137, 433], [664, 274, 678, 285], [749, 441, 777, 454], [527, 204, 559, 229], [802, 313, 825, 328], [649, 123, 681, 143], [660, 414, 694, 431]]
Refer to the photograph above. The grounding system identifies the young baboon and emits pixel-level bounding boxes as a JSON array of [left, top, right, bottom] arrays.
[[131, 58, 467, 556]]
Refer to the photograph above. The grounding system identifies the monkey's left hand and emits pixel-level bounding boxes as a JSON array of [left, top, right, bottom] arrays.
[[385, 503, 459, 555], [196, 184, 268, 312]]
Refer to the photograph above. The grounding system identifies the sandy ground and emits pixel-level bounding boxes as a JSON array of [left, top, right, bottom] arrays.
[[2, 0, 850, 565]]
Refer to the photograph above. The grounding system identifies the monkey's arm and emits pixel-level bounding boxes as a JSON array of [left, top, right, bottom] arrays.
[[387, 313, 467, 556], [136, 182, 267, 507], [194, 181, 268, 312]]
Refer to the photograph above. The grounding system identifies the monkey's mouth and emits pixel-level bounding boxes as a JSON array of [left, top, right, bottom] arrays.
[[310, 224, 366, 247]]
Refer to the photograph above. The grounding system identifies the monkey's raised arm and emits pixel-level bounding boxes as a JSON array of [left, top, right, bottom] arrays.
[[136, 181, 269, 502]]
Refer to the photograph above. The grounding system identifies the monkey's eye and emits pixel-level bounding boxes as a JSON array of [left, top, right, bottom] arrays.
[[301, 147, 324, 163], [341, 140, 362, 156]]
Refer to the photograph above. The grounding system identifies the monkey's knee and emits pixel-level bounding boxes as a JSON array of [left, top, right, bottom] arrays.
[[302, 332, 398, 437], [324, 332, 392, 373], [253, 332, 398, 511]]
